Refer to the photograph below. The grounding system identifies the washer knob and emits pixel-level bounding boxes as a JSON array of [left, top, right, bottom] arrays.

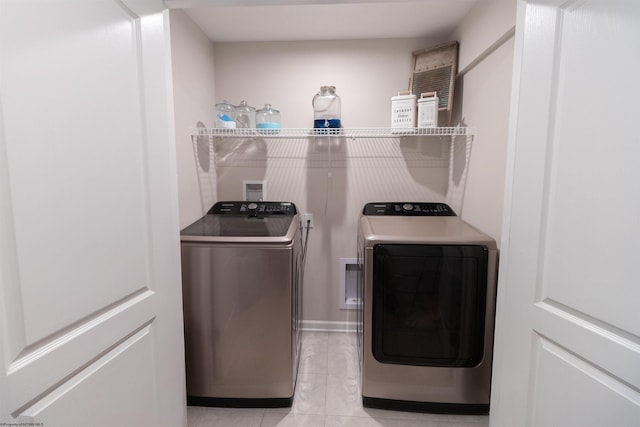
[[402, 203, 414, 211], [247, 202, 258, 210]]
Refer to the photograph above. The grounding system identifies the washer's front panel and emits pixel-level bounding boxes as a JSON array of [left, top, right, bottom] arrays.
[[181, 241, 297, 400], [181, 201, 299, 244]]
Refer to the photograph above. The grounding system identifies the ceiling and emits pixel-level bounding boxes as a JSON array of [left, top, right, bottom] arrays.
[[166, 0, 477, 42]]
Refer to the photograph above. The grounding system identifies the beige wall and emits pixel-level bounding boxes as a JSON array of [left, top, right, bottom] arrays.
[[169, 9, 217, 229], [453, 38, 514, 241], [450, 0, 517, 243], [170, 0, 517, 327], [455, 0, 516, 72], [213, 39, 435, 128], [212, 39, 457, 327]]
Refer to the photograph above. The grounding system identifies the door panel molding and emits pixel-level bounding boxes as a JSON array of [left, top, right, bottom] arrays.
[[6, 290, 155, 412], [1, 0, 184, 423], [530, 336, 640, 426], [534, 300, 640, 390], [536, 0, 640, 337], [491, 0, 640, 425], [0, 86, 28, 368], [1, 0, 155, 348], [20, 325, 159, 427]]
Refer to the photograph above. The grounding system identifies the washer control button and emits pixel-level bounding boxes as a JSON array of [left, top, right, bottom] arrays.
[[402, 203, 414, 211], [247, 202, 258, 210]]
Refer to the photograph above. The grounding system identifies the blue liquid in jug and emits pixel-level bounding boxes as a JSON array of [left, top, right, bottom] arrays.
[[314, 119, 341, 129]]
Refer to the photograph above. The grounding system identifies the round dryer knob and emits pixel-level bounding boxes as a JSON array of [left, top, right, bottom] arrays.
[[247, 202, 258, 210], [402, 203, 414, 211]]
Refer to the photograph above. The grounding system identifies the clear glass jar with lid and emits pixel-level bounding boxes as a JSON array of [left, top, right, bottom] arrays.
[[255, 104, 281, 134], [235, 100, 256, 129], [313, 85, 341, 131], [215, 100, 236, 129]]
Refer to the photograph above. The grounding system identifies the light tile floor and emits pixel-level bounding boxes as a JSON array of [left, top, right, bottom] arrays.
[[187, 331, 489, 427]]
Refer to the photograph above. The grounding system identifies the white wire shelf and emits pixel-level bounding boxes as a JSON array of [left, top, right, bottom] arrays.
[[192, 127, 473, 139]]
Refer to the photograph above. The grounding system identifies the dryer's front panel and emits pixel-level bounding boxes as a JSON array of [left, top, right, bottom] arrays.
[[372, 244, 488, 368], [360, 243, 495, 409]]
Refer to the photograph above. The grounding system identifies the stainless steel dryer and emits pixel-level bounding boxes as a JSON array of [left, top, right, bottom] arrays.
[[180, 201, 303, 407], [357, 202, 498, 414]]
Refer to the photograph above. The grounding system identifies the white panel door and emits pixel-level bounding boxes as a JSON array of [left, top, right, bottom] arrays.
[[491, 0, 640, 426], [0, 0, 186, 426]]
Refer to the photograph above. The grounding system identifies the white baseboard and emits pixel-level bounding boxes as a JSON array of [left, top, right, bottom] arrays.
[[301, 320, 358, 333]]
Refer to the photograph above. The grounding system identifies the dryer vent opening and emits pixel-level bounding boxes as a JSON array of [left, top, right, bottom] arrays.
[[339, 258, 360, 310]]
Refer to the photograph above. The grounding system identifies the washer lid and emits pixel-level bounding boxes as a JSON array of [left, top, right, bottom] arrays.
[[180, 201, 298, 242], [181, 215, 296, 237]]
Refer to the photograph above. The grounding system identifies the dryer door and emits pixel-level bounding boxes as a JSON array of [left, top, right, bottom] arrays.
[[372, 244, 488, 367]]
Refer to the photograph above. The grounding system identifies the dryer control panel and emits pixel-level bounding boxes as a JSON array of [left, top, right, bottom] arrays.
[[208, 201, 297, 216], [362, 202, 456, 216]]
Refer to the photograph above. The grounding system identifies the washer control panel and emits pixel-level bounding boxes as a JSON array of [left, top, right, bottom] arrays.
[[208, 201, 297, 216], [363, 202, 456, 216]]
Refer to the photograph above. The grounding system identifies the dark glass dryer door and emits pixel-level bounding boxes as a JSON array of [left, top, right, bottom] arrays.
[[372, 244, 488, 367]]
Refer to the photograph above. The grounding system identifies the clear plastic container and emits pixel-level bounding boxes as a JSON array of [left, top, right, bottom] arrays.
[[313, 86, 341, 130], [255, 104, 281, 134], [235, 100, 256, 129], [215, 100, 236, 129]]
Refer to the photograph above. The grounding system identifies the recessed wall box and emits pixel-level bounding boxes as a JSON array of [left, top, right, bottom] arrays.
[[243, 180, 266, 201], [339, 257, 361, 310]]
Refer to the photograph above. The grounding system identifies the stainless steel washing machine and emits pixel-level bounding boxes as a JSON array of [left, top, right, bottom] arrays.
[[180, 201, 303, 407], [357, 202, 498, 414]]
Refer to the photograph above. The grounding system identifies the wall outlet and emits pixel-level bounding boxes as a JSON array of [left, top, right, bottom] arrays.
[[302, 213, 314, 228]]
